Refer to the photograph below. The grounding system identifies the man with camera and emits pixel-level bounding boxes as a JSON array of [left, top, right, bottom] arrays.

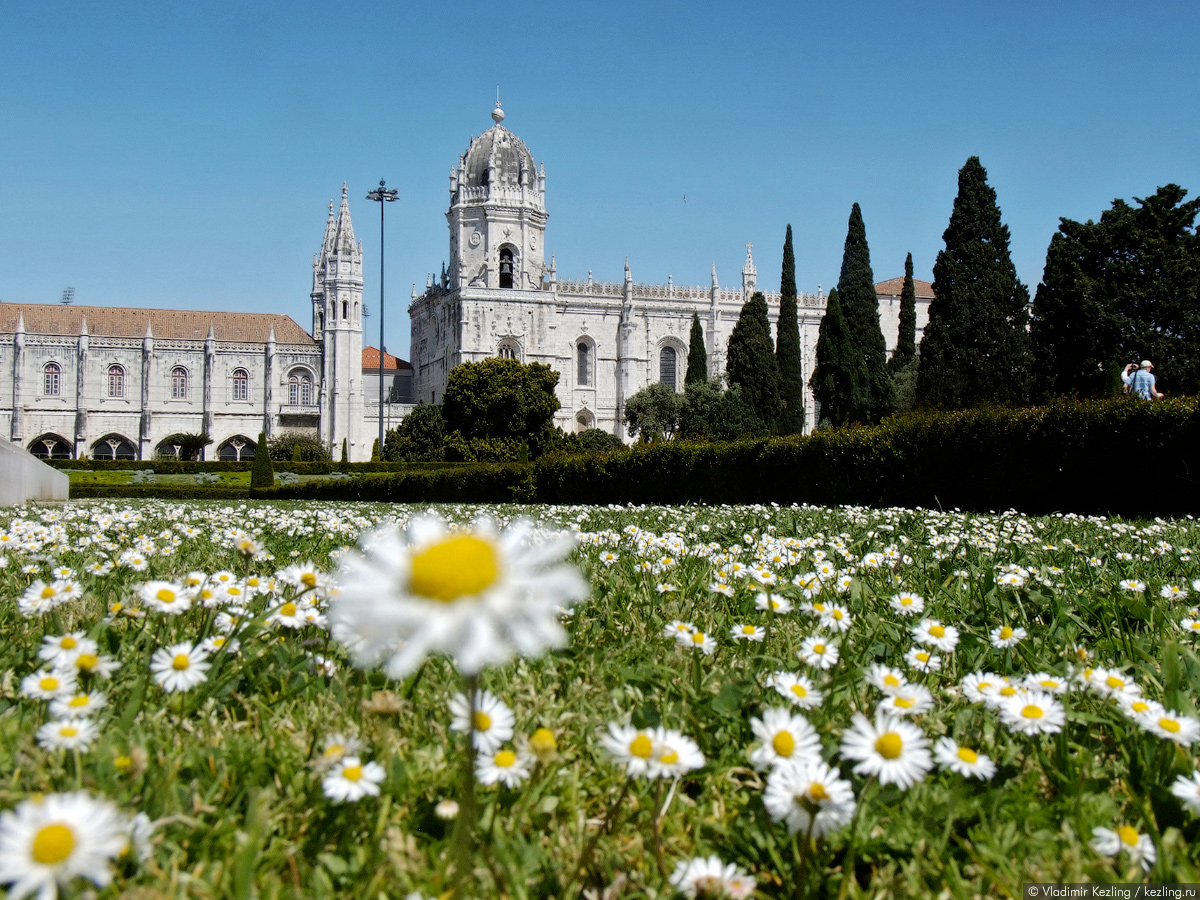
[[1122, 360, 1164, 400]]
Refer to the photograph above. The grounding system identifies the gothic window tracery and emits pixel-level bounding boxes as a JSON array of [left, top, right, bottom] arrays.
[[43, 362, 61, 396], [288, 370, 314, 405], [497, 340, 520, 360], [577, 341, 592, 386], [107, 365, 125, 398], [232, 368, 249, 401], [659, 346, 678, 389], [171, 366, 189, 400]]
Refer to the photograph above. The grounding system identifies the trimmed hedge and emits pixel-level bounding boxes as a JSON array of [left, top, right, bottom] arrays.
[[49, 459, 464, 475], [252, 463, 531, 504], [69, 485, 251, 500]]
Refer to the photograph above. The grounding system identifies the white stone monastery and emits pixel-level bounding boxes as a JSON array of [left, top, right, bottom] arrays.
[[410, 103, 931, 437], [0, 102, 931, 462]]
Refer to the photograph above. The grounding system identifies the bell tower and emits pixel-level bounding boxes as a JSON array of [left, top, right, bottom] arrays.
[[312, 184, 364, 459]]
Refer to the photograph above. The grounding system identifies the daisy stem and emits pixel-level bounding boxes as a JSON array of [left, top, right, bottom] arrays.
[[836, 775, 875, 900], [564, 775, 633, 900], [651, 778, 667, 878], [792, 816, 817, 900], [451, 672, 479, 899], [71, 747, 82, 791]]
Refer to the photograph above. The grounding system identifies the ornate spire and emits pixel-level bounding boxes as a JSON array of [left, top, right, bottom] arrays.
[[79, 316, 89, 336], [711, 261, 718, 287], [331, 182, 357, 256], [16, 311, 25, 334], [742, 242, 757, 277]]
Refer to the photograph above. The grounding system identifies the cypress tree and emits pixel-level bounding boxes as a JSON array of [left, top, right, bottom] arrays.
[[890, 252, 917, 371], [725, 291, 782, 427], [371, 438, 381, 461], [775, 224, 805, 434], [810, 289, 869, 427], [340, 438, 349, 464], [837, 203, 892, 421], [916, 157, 1033, 408], [250, 431, 274, 489], [685, 313, 708, 385]]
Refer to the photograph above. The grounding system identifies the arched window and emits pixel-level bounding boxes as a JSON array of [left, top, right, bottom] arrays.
[[218, 436, 255, 461], [659, 346, 678, 389], [29, 435, 71, 459], [499, 247, 514, 289], [288, 370, 314, 405], [232, 368, 249, 402], [577, 342, 591, 386], [93, 434, 137, 460], [497, 341, 519, 361], [171, 366, 189, 400], [107, 365, 125, 398], [43, 363, 61, 396], [342, 300, 348, 320], [576, 409, 595, 432]]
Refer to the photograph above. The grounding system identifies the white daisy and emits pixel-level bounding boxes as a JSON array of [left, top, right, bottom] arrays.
[[889, 592, 925, 616], [149, 642, 211, 693], [904, 646, 941, 673], [137, 581, 192, 615], [839, 711, 932, 790], [21, 669, 78, 701], [1091, 824, 1156, 871], [678, 629, 717, 655], [664, 620, 695, 640], [600, 723, 657, 778], [328, 517, 588, 677], [1024, 673, 1070, 695], [669, 855, 756, 899], [448, 690, 515, 755], [932, 737, 996, 780], [647, 728, 706, 779], [755, 592, 794, 614], [1142, 710, 1200, 746], [48, 692, 107, 719], [748, 708, 821, 770], [819, 604, 853, 633], [762, 758, 857, 838], [1169, 770, 1200, 814], [998, 689, 1066, 736], [36, 718, 100, 753], [0, 791, 128, 899], [322, 756, 386, 803], [730, 623, 765, 642], [865, 664, 907, 695], [476, 746, 533, 788], [37, 633, 95, 668], [765, 672, 824, 710], [913, 618, 960, 653], [989, 624, 1026, 648], [1087, 667, 1142, 701], [797, 635, 839, 670], [878, 684, 935, 717], [314, 733, 365, 771]]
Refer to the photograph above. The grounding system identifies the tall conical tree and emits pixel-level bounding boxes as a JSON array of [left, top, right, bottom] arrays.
[[775, 225, 805, 434], [836, 203, 892, 421], [726, 291, 782, 427], [889, 252, 918, 372], [685, 313, 708, 385], [916, 157, 1033, 408], [810, 289, 869, 427]]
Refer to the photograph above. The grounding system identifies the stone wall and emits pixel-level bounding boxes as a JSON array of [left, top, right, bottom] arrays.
[[0, 439, 68, 506]]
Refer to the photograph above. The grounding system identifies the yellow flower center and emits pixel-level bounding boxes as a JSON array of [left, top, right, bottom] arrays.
[[659, 750, 679, 765], [999, 686, 1017, 696], [474, 711, 492, 732], [900, 598, 912, 606], [790, 685, 808, 698], [301, 573, 317, 587], [1021, 705, 1044, 719], [76, 654, 98, 671], [930, 625, 945, 638], [742, 625, 756, 634], [156, 588, 175, 603], [809, 782, 830, 802], [884, 674, 900, 687], [629, 734, 653, 759], [280, 602, 297, 617], [61, 637, 77, 649], [39, 677, 59, 691], [999, 627, 1013, 639], [833, 610, 844, 620], [32, 823, 75, 865], [1039, 680, 1058, 689], [530, 728, 557, 755], [114, 755, 132, 771], [875, 732, 903, 759], [408, 535, 500, 602], [916, 652, 930, 663], [813, 644, 825, 655], [1118, 825, 1139, 846], [1106, 675, 1125, 690], [60, 726, 78, 738], [41, 586, 56, 599], [894, 697, 913, 709], [691, 632, 706, 644], [68, 695, 88, 708], [342, 765, 363, 782], [956, 747, 978, 763], [772, 732, 795, 757], [494, 750, 516, 768], [1131, 701, 1150, 714], [1159, 718, 1181, 733], [172, 654, 191, 670], [324, 744, 344, 758]]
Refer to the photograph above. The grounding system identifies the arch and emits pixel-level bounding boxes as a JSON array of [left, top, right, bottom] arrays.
[[217, 435, 256, 461], [155, 437, 184, 459], [106, 364, 126, 398], [575, 336, 595, 387], [29, 434, 71, 459], [170, 365, 189, 400], [498, 245, 516, 289], [497, 338, 521, 361], [231, 368, 250, 402], [657, 338, 688, 391], [575, 409, 595, 433], [287, 367, 314, 405], [43, 362, 62, 396], [342, 299, 348, 320], [92, 433, 138, 460]]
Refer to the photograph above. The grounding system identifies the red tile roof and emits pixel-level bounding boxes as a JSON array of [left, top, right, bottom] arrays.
[[362, 346, 411, 371], [0, 302, 314, 344], [874, 278, 935, 300]]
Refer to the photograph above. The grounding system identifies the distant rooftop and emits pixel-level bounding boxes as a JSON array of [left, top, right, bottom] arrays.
[[0, 302, 314, 344], [875, 277, 935, 300], [362, 346, 411, 371]]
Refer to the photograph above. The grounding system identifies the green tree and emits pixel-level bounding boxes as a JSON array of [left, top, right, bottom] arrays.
[[340, 438, 348, 465], [291, 443, 301, 462], [837, 203, 892, 421], [890, 252, 918, 372], [383, 403, 445, 462], [622, 382, 682, 442], [916, 157, 1033, 408], [676, 379, 769, 441], [725, 291, 782, 426], [160, 432, 212, 461], [267, 431, 330, 462], [810, 289, 869, 427], [370, 438, 381, 461], [250, 431, 274, 489], [776, 224, 805, 434], [441, 358, 561, 456], [1031, 184, 1200, 399], [685, 314, 708, 385]]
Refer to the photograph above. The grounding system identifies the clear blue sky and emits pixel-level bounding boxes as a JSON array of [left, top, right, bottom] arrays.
[[3, 1, 1197, 358]]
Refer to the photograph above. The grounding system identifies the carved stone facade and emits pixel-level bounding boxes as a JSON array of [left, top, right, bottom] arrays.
[[410, 105, 930, 437]]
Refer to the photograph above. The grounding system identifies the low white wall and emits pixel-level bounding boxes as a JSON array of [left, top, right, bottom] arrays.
[[0, 440, 70, 506]]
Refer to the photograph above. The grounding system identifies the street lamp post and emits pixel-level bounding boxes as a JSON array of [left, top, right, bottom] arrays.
[[366, 179, 398, 457]]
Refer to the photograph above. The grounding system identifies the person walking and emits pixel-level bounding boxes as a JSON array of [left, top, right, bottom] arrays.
[[1122, 360, 1164, 400]]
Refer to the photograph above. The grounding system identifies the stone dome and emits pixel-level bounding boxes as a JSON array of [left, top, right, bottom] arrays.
[[460, 124, 537, 188]]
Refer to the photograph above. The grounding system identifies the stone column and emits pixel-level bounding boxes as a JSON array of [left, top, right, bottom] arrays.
[[139, 325, 154, 460], [10, 317, 25, 443], [263, 328, 276, 439], [74, 323, 89, 458], [202, 328, 215, 457]]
